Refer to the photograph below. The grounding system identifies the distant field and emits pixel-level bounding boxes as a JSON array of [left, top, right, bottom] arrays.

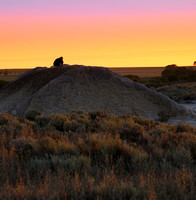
[[0, 67, 164, 81], [0, 76, 16, 81], [109, 67, 164, 77], [0, 69, 28, 81], [0, 66, 193, 81]]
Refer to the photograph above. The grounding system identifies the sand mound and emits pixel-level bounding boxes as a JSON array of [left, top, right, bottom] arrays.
[[0, 65, 195, 122]]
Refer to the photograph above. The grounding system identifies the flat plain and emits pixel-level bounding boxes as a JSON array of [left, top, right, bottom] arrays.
[[109, 67, 164, 77], [0, 66, 193, 81], [0, 67, 165, 81]]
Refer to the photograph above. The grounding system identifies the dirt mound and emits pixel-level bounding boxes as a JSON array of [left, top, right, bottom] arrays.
[[0, 65, 195, 122]]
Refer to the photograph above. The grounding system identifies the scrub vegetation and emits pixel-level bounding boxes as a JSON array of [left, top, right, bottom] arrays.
[[125, 65, 196, 102], [0, 111, 195, 200], [155, 82, 196, 102]]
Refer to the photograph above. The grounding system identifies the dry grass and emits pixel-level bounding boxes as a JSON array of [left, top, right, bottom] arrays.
[[0, 111, 195, 199]]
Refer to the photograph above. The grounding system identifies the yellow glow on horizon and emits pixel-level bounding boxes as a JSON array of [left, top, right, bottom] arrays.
[[0, 13, 196, 69]]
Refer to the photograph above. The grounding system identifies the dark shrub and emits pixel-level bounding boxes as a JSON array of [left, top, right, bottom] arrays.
[[125, 75, 142, 83], [25, 110, 41, 121], [119, 124, 144, 142], [0, 113, 12, 125], [161, 64, 196, 82], [89, 110, 108, 120], [35, 115, 51, 128], [50, 114, 69, 132]]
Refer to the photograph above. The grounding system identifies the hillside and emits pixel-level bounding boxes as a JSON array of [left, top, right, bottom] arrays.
[[0, 65, 195, 124]]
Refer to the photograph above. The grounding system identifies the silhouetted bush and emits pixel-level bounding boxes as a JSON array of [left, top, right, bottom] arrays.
[[161, 64, 196, 82]]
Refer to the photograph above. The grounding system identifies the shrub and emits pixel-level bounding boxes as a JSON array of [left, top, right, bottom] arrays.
[[56, 142, 78, 155], [89, 110, 108, 120], [125, 74, 142, 83], [176, 122, 192, 133], [119, 123, 144, 142], [50, 155, 91, 172], [11, 137, 35, 160], [97, 171, 136, 199], [35, 137, 57, 155], [161, 64, 196, 82], [63, 120, 81, 132], [49, 114, 69, 131], [25, 110, 41, 121], [165, 148, 192, 168], [35, 115, 51, 127], [0, 113, 12, 125]]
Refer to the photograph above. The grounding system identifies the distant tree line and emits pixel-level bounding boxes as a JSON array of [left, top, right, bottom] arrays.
[[161, 64, 196, 82], [0, 70, 8, 76], [0, 70, 22, 76]]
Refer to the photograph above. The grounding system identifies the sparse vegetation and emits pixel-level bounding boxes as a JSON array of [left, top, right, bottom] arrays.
[[155, 82, 196, 102], [125, 75, 143, 83], [124, 65, 196, 102], [0, 66, 196, 199], [0, 111, 195, 199]]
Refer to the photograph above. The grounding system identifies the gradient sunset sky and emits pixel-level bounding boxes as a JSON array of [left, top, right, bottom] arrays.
[[0, 0, 196, 68]]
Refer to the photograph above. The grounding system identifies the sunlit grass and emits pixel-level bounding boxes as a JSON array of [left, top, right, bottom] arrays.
[[0, 111, 195, 199]]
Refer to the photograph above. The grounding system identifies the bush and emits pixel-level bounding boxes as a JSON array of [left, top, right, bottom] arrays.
[[35, 115, 51, 127], [0, 113, 12, 125], [161, 64, 196, 82], [125, 75, 142, 83], [119, 123, 144, 142], [49, 114, 69, 131], [25, 110, 41, 121]]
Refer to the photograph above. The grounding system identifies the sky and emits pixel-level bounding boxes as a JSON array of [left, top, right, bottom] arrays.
[[0, 0, 196, 68]]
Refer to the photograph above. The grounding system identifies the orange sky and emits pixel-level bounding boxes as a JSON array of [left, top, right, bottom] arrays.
[[0, 6, 196, 68]]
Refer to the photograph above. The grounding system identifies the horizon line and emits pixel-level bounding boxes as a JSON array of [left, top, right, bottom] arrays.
[[1, 65, 195, 70]]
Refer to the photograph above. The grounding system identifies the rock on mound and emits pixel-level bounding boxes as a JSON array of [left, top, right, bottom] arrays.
[[0, 65, 195, 122]]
